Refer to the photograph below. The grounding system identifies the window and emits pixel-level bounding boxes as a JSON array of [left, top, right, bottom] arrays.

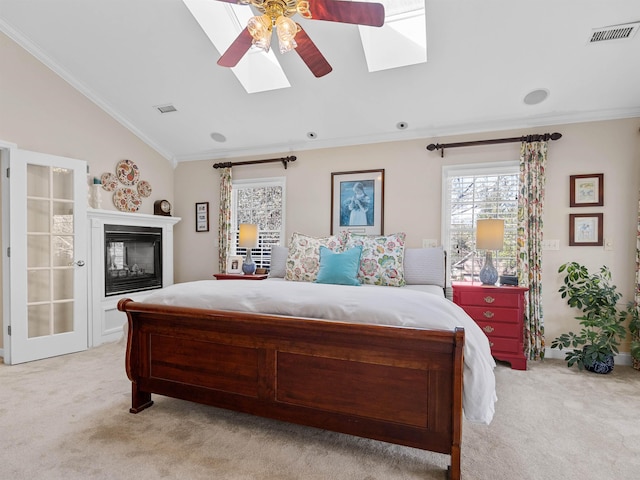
[[442, 162, 519, 283], [232, 177, 286, 269]]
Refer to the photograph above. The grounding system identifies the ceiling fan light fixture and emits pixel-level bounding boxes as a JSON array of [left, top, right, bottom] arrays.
[[248, 15, 273, 52], [276, 16, 298, 53]]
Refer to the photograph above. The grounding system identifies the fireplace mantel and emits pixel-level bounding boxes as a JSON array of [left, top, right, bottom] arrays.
[[87, 208, 181, 346]]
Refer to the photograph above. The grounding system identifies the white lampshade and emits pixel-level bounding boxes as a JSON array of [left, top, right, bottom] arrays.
[[238, 223, 259, 249], [476, 219, 504, 251]]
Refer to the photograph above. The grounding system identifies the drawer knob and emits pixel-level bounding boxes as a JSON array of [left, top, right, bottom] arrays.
[[483, 296, 495, 304], [483, 325, 495, 333], [483, 311, 495, 319]]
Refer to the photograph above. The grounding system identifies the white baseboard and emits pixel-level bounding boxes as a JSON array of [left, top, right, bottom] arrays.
[[544, 348, 632, 366]]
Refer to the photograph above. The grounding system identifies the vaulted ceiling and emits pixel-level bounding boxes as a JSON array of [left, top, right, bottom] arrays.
[[1, 0, 639, 164]]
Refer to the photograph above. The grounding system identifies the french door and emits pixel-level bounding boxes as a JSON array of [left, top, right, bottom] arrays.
[[5, 148, 88, 364]]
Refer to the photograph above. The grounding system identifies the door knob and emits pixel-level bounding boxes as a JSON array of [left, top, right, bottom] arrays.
[[71, 260, 85, 267]]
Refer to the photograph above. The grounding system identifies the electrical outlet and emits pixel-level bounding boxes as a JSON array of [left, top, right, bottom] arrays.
[[422, 239, 438, 248]]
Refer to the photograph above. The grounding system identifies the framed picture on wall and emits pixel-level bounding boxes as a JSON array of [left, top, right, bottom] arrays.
[[570, 173, 603, 207], [330, 169, 384, 235], [569, 213, 603, 246], [195, 202, 209, 232]]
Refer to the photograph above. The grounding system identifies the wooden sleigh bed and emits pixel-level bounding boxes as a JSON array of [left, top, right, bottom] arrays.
[[118, 298, 465, 479], [118, 245, 496, 480]]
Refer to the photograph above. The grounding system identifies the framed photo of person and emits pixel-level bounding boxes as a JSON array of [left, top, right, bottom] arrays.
[[226, 255, 243, 274], [569, 213, 603, 246], [570, 174, 603, 207], [331, 169, 384, 235]]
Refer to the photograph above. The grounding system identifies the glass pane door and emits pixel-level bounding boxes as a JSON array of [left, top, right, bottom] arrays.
[[8, 148, 87, 364]]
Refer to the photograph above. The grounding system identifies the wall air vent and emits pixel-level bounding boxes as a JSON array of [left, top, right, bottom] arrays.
[[589, 22, 639, 43], [155, 104, 178, 114]]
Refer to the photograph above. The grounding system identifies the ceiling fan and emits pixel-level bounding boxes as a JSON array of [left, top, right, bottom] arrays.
[[215, 0, 385, 77]]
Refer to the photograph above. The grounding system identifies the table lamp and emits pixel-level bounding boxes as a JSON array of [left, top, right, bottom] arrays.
[[238, 223, 258, 274], [476, 219, 504, 285]]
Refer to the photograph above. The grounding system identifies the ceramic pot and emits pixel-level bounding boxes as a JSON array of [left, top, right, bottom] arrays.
[[583, 347, 614, 374]]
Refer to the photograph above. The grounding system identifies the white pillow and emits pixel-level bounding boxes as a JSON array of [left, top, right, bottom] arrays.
[[403, 247, 445, 287], [268, 245, 288, 278]]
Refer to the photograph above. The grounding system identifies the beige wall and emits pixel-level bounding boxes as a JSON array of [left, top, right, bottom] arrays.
[[174, 118, 640, 355], [0, 32, 174, 214]]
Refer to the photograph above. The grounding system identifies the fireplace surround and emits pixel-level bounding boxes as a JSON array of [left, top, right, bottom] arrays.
[[88, 209, 180, 346]]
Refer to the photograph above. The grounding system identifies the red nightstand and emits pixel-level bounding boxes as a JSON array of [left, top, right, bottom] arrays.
[[213, 273, 269, 280], [452, 282, 528, 370]]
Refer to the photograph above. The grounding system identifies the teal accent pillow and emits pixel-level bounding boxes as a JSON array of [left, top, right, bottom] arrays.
[[315, 246, 362, 286]]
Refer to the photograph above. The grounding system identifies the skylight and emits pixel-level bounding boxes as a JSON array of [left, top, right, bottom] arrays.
[[359, 0, 426, 72], [182, 0, 426, 93]]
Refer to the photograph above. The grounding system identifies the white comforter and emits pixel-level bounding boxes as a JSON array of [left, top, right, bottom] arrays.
[[142, 280, 497, 424]]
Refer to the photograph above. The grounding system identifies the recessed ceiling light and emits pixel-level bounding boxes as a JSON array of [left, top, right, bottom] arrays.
[[523, 89, 549, 105], [210, 132, 227, 142], [307, 132, 318, 139], [396, 121, 408, 130]]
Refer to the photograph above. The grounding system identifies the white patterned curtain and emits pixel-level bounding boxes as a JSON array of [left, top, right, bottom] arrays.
[[635, 190, 640, 370], [517, 140, 547, 360], [218, 167, 232, 273]]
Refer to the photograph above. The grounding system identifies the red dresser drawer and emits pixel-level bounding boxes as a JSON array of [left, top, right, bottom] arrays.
[[474, 320, 521, 339], [455, 290, 521, 308], [460, 306, 520, 323], [486, 336, 520, 354]]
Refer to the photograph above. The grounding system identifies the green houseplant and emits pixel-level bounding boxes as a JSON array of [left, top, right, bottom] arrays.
[[628, 301, 640, 369], [551, 262, 629, 373]]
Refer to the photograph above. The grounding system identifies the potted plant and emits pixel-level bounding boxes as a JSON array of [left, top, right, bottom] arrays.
[[551, 262, 629, 373]]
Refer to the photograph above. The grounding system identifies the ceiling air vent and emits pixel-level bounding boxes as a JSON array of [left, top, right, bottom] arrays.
[[589, 22, 639, 43], [155, 104, 178, 114]]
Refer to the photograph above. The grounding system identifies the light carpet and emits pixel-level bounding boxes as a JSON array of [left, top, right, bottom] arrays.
[[1, 340, 639, 480]]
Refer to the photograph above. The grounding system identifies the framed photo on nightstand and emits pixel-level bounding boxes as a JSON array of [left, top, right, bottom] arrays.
[[226, 255, 243, 274]]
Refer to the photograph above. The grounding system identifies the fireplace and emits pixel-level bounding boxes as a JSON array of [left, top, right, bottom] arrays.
[[104, 224, 162, 296]]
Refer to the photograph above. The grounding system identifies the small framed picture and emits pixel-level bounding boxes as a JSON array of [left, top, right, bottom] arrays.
[[569, 213, 603, 246], [226, 255, 243, 274], [331, 169, 384, 235], [195, 202, 209, 232], [570, 174, 603, 207]]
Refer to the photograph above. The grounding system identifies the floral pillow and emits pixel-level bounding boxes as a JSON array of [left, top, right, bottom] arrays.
[[344, 232, 406, 287], [285, 232, 346, 282]]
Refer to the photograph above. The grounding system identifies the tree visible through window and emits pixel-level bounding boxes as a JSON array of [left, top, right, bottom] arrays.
[[443, 163, 518, 282], [232, 177, 285, 269]]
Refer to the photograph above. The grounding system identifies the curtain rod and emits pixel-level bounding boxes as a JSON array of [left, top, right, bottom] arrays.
[[426, 132, 562, 157], [213, 155, 297, 169]]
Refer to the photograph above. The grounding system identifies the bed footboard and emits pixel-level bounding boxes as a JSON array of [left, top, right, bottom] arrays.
[[118, 298, 465, 480]]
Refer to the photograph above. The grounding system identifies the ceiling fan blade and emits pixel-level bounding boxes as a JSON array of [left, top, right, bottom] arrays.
[[307, 0, 385, 27], [217, 27, 253, 67], [294, 26, 333, 78]]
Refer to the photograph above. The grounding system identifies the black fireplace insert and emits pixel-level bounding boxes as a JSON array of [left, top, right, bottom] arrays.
[[104, 224, 162, 296]]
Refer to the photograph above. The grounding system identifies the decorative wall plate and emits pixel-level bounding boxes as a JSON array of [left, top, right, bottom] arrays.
[[101, 172, 118, 191], [113, 187, 142, 212], [116, 159, 140, 186], [137, 180, 152, 198]]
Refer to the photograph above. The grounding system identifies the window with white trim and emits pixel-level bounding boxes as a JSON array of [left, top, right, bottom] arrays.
[[442, 162, 519, 283], [232, 177, 286, 269]]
